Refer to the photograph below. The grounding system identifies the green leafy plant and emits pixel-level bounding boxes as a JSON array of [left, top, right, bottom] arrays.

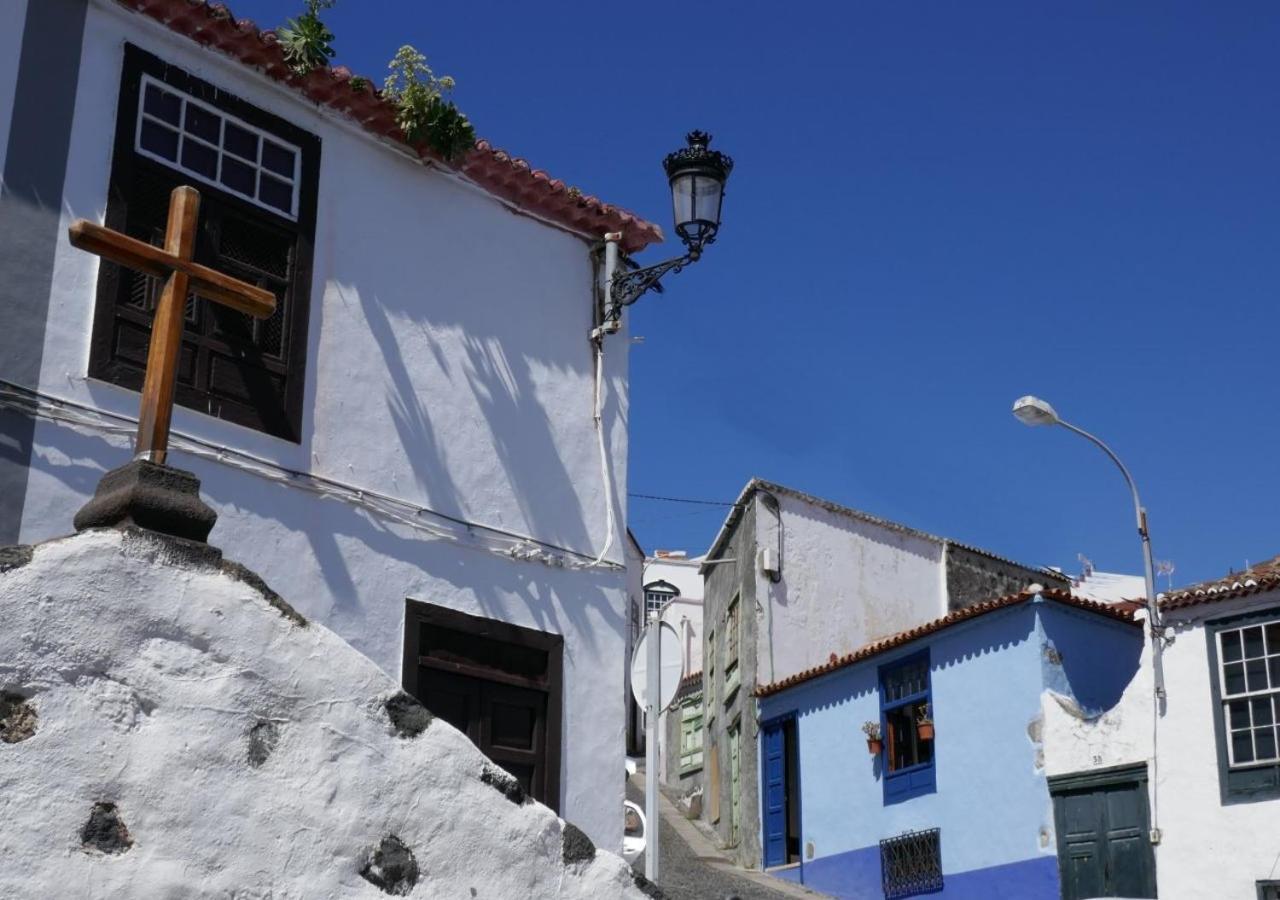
[[862, 720, 881, 740], [278, 0, 337, 77], [382, 45, 475, 161]]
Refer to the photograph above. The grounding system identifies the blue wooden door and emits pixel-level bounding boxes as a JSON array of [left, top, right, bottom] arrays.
[[762, 721, 787, 868]]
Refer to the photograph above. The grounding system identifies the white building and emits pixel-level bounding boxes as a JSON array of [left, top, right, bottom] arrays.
[[1067, 554, 1147, 604], [1043, 555, 1280, 899], [698, 478, 1068, 864], [644, 550, 706, 674], [0, 0, 664, 850]]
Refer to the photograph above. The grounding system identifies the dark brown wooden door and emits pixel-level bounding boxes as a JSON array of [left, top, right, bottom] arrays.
[[418, 668, 548, 802], [403, 600, 563, 811]]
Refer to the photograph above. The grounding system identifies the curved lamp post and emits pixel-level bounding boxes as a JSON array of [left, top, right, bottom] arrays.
[[1011, 396, 1163, 644], [1012, 394, 1167, 842], [597, 131, 733, 335]]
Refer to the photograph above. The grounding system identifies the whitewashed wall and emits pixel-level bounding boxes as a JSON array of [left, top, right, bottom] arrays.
[[9, 0, 634, 849], [646, 556, 705, 674], [1043, 590, 1280, 899], [758, 492, 946, 686], [0, 529, 655, 900]]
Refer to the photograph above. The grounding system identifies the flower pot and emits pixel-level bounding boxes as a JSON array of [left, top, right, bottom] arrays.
[[917, 722, 934, 741], [867, 738, 883, 755]]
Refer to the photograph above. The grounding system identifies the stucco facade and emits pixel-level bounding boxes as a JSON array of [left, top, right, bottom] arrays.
[[1, 0, 658, 850], [1044, 583, 1280, 899], [757, 594, 1142, 899], [697, 479, 1065, 866]]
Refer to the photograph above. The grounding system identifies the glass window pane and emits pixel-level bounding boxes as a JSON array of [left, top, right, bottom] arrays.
[[1252, 697, 1274, 726], [258, 174, 292, 214], [693, 174, 723, 225], [1232, 730, 1255, 763], [262, 140, 295, 177], [1244, 626, 1265, 659], [1256, 727, 1277, 761], [1221, 630, 1243, 663], [139, 120, 178, 160], [1265, 622, 1280, 653], [225, 122, 260, 163], [1225, 662, 1246, 695], [184, 104, 221, 144], [671, 173, 694, 228], [1246, 658, 1269, 693], [1270, 656, 1280, 688], [220, 156, 256, 197], [1229, 699, 1252, 730], [143, 84, 181, 125], [180, 138, 217, 179]]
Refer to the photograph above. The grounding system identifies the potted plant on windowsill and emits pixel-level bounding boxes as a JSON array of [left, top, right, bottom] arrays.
[[916, 704, 934, 741], [862, 721, 882, 755]]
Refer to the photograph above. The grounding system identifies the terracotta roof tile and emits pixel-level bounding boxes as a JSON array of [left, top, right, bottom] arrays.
[[1160, 556, 1280, 614], [753, 589, 1137, 699], [116, 0, 664, 253]]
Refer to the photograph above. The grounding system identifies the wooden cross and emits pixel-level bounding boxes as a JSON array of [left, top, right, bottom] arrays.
[[68, 186, 276, 465]]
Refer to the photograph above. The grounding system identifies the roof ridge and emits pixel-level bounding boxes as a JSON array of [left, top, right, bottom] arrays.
[[753, 588, 1135, 698], [117, 0, 663, 253]]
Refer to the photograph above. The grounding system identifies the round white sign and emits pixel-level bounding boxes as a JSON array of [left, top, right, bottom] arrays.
[[630, 620, 684, 712]]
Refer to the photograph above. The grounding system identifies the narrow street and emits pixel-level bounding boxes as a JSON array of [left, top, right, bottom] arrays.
[[625, 776, 829, 900]]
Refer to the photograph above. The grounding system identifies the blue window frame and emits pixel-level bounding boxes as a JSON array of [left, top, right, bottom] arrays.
[[880, 651, 936, 803]]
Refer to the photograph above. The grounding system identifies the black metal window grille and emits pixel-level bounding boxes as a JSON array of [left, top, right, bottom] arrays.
[[879, 828, 942, 899]]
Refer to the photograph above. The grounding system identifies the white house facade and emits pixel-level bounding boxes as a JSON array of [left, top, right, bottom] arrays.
[[1043, 561, 1280, 899], [0, 0, 664, 850]]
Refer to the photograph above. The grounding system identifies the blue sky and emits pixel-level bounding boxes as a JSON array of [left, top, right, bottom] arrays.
[[232, 1, 1279, 587]]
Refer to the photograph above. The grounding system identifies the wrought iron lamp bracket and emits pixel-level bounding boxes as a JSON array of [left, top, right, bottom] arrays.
[[605, 246, 703, 325]]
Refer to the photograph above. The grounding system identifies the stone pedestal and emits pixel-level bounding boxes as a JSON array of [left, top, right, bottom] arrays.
[[73, 460, 217, 543]]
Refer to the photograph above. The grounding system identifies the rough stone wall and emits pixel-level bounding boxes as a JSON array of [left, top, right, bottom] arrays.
[[700, 498, 762, 868], [0, 528, 660, 900], [945, 544, 1068, 611]]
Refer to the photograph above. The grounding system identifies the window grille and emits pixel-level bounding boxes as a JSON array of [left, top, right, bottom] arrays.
[[1218, 619, 1280, 767], [879, 828, 942, 899]]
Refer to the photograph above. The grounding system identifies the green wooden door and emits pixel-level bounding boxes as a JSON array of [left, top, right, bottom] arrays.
[[1051, 765, 1157, 899]]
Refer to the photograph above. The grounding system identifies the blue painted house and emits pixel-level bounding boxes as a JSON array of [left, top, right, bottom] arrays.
[[754, 587, 1142, 899]]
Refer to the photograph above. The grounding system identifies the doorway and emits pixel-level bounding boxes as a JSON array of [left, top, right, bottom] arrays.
[[1049, 763, 1157, 899], [403, 600, 563, 811], [762, 716, 801, 868]]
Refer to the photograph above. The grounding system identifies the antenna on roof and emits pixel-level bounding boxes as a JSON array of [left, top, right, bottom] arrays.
[[1077, 553, 1094, 580], [1155, 559, 1175, 592]]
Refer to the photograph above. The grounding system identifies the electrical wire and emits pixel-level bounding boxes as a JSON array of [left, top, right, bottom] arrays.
[[0, 380, 623, 571], [628, 492, 739, 507]]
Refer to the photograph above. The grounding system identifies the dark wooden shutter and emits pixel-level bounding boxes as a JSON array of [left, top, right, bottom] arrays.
[[89, 44, 319, 442]]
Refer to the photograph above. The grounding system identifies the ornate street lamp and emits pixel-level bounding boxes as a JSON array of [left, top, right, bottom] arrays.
[[599, 131, 733, 333]]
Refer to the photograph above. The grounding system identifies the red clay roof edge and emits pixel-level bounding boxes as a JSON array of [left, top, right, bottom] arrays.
[[753, 589, 1136, 699], [116, 0, 664, 254]]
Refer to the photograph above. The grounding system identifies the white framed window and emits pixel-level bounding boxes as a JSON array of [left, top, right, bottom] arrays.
[[1218, 618, 1280, 768], [644, 584, 676, 619], [135, 74, 301, 219]]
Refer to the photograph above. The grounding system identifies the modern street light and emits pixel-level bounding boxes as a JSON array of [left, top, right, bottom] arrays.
[[1012, 394, 1167, 841], [597, 131, 734, 334], [1011, 395, 1163, 645]]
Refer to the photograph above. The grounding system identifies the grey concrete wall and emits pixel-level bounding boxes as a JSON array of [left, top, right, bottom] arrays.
[[701, 497, 762, 868], [0, 0, 88, 543], [945, 544, 1068, 611]]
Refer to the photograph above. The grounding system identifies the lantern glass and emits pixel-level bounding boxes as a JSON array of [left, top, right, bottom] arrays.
[[671, 172, 724, 246], [663, 131, 733, 252]]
